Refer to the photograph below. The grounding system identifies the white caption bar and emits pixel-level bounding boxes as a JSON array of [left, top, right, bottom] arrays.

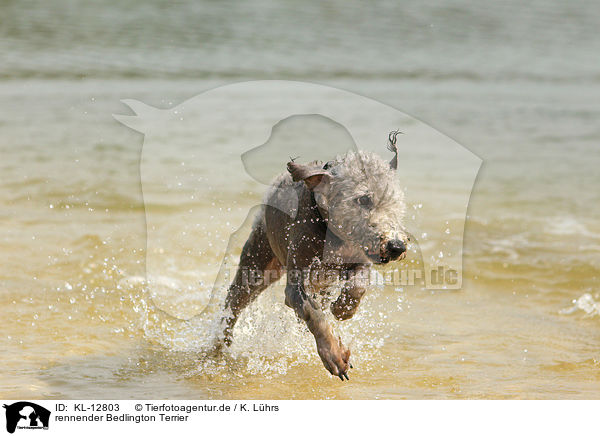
[[0, 400, 597, 436]]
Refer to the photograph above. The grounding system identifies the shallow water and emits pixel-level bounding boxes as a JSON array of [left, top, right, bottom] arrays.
[[1, 0, 600, 399]]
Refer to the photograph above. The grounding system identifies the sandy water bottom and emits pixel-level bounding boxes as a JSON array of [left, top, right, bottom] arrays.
[[2, 200, 599, 400], [1, 78, 599, 399]]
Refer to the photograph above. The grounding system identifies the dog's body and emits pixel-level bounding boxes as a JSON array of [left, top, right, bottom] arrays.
[[218, 147, 409, 380]]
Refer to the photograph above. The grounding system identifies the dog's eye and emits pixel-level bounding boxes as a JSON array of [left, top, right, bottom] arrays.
[[356, 195, 373, 208]]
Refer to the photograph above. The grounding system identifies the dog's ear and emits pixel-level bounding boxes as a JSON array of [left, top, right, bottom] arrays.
[[387, 129, 402, 170], [287, 161, 331, 190]]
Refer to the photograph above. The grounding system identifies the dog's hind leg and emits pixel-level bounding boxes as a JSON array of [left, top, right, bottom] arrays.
[[219, 223, 283, 347]]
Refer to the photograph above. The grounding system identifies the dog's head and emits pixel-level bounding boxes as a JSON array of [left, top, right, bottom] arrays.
[[288, 149, 409, 264]]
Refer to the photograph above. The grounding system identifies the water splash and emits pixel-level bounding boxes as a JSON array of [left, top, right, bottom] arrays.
[[128, 274, 398, 379], [560, 293, 600, 317]]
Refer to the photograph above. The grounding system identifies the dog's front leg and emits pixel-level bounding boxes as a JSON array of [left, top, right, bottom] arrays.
[[285, 277, 351, 380], [331, 265, 370, 320]]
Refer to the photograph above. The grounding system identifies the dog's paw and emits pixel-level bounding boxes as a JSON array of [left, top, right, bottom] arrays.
[[316, 336, 352, 381], [330, 297, 359, 320]]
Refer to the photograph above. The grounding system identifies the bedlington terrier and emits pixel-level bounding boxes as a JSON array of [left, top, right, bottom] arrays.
[[218, 131, 409, 380]]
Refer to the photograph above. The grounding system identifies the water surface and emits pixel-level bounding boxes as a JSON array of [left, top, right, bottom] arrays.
[[1, 0, 599, 399]]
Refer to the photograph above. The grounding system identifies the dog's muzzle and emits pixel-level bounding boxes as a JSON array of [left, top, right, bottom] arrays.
[[386, 239, 407, 261], [366, 239, 407, 264]]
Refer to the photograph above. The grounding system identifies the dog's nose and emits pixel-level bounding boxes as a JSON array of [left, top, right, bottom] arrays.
[[386, 240, 406, 260]]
